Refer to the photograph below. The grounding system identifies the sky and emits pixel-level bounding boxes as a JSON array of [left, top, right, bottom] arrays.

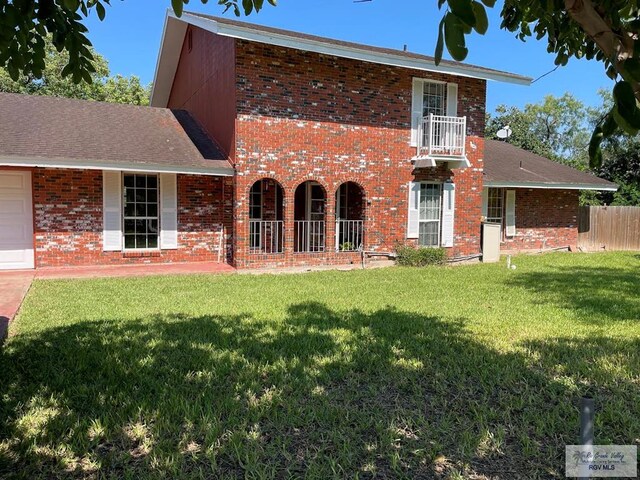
[[83, 0, 611, 113]]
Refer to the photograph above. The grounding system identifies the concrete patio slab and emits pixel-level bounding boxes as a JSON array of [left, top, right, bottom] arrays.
[[34, 261, 236, 280], [0, 270, 35, 340]]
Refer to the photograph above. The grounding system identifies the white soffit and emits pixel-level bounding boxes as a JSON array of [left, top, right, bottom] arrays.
[[484, 181, 618, 192]]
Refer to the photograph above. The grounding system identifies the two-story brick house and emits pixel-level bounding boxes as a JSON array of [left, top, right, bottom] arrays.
[[0, 12, 616, 271], [151, 12, 530, 269]]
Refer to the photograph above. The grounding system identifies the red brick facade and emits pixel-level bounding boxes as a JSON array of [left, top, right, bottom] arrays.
[[501, 188, 579, 252], [31, 168, 232, 267], [232, 38, 486, 268]]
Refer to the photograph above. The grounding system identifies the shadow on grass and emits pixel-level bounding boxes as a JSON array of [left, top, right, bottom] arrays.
[[509, 265, 640, 322], [1, 302, 638, 479]]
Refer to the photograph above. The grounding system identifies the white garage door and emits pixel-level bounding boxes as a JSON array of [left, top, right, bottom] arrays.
[[0, 171, 34, 270]]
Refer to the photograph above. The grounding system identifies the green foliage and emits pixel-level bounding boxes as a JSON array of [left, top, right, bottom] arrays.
[[486, 93, 589, 165], [487, 92, 640, 206], [0, 0, 275, 86], [395, 244, 447, 266], [339, 242, 355, 252], [434, 0, 640, 166], [0, 37, 150, 105], [1, 252, 639, 478], [596, 138, 640, 205]]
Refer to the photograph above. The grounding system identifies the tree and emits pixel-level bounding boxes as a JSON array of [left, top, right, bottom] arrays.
[[0, 0, 274, 85], [0, 37, 150, 105], [486, 91, 640, 206], [486, 106, 554, 159], [433, 0, 640, 168], [486, 93, 590, 166], [594, 113, 640, 205]]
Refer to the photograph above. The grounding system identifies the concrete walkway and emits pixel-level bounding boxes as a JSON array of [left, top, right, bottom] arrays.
[[0, 271, 35, 340], [34, 261, 236, 280]]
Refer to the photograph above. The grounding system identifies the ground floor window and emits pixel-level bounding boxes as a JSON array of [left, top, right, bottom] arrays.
[[418, 183, 442, 247], [123, 173, 159, 249], [486, 187, 504, 225]]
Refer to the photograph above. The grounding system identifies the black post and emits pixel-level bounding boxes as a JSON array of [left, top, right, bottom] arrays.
[[580, 396, 594, 446], [578, 396, 595, 479]]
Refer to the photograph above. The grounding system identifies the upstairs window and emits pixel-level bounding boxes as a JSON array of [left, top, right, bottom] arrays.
[[422, 81, 447, 117], [411, 79, 458, 146]]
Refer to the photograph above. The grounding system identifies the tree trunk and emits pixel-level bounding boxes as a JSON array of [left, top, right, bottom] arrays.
[[564, 0, 638, 96]]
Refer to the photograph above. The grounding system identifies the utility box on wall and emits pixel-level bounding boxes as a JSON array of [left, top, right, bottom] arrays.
[[482, 222, 501, 263]]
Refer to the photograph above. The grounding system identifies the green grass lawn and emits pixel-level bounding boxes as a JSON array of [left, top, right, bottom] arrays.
[[1, 252, 639, 479]]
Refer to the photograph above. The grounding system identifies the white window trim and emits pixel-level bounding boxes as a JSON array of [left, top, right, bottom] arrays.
[[411, 78, 458, 147], [417, 181, 443, 248], [486, 187, 504, 225], [122, 172, 161, 252]]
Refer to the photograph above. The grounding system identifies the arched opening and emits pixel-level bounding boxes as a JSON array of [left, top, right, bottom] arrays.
[[249, 179, 284, 254], [335, 182, 365, 251], [294, 181, 326, 253]]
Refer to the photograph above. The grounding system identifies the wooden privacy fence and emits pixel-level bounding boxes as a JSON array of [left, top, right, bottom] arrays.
[[578, 205, 640, 251]]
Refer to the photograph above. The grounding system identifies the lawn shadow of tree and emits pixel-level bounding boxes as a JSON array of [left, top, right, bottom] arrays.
[[508, 265, 640, 322], [1, 302, 638, 479]]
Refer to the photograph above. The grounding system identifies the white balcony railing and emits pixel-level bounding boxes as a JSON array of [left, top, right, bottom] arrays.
[[249, 220, 284, 254], [417, 114, 466, 158], [295, 220, 325, 253], [335, 219, 364, 252]]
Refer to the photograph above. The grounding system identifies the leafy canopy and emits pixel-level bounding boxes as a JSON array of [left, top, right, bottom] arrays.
[[486, 91, 640, 206], [486, 93, 590, 165], [434, 0, 640, 167], [0, 0, 275, 84], [0, 36, 150, 105]]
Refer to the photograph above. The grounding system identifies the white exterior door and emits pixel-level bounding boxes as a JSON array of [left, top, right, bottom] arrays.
[[0, 171, 34, 270]]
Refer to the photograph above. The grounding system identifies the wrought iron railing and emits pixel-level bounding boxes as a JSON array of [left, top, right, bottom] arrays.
[[294, 220, 325, 253], [249, 220, 284, 254], [335, 219, 364, 252]]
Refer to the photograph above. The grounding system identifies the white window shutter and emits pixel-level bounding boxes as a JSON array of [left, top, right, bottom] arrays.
[[160, 173, 178, 249], [505, 189, 516, 237], [481, 188, 489, 219], [406, 181, 420, 239], [441, 182, 455, 248], [102, 170, 122, 251], [446, 83, 458, 117], [410, 78, 424, 146]]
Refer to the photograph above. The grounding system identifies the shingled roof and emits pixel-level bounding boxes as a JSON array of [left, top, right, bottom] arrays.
[[0, 93, 233, 176], [483, 139, 617, 191]]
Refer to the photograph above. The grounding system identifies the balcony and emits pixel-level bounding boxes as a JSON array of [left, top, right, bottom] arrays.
[[415, 114, 470, 168]]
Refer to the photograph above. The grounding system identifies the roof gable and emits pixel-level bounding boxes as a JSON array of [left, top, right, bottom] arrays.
[[151, 11, 532, 107]]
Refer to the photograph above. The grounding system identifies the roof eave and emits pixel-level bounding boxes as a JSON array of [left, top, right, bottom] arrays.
[[0, 155, 234, 177], [484, 181, 618, 192], [150, 11, 189, 107]]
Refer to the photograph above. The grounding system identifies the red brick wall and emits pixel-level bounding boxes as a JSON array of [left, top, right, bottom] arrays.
[[167, 26, 236, 159], [502, 188, 579, 252], [232, 40, 486, 268], [32, 168, 232, 267]]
